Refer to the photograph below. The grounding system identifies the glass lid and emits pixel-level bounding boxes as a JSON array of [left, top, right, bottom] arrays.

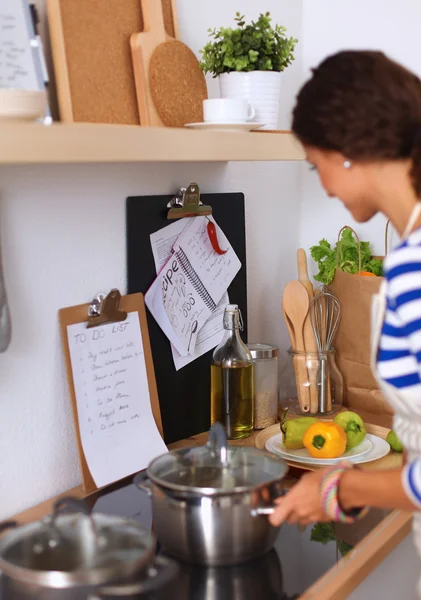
[[147, 423, 288, 495], [0, 498, 156, 587]]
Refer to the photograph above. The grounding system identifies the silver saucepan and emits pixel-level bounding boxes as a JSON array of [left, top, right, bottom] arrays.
[[134, 422, 288, 566], [0, 497, 175, 600]]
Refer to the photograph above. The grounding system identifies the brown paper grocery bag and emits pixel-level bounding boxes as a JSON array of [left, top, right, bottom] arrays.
[[328, 225, 394, 427]]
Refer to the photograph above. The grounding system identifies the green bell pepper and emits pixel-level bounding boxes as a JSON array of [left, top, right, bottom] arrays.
[[281, 409, 318, 449], [333, 411, 366, 449], [386, 430, 404, 453]]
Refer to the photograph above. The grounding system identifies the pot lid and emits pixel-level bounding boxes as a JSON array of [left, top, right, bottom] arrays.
[[146, 423, 288, 496], [0, 498, 156, 588]]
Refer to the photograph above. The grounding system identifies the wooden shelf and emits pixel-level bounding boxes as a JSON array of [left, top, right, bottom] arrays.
[[0, 123, 304, 165]]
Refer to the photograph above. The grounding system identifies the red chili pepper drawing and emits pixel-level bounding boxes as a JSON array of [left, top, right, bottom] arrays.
[[207, 220, 227, 255]]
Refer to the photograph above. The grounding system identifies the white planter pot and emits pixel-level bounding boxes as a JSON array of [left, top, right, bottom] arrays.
[[219, 72, 282, 130]]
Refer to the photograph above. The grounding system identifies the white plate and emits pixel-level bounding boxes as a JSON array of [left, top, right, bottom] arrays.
[[265, 433, 388, 467], [184, 122, 265, 133]]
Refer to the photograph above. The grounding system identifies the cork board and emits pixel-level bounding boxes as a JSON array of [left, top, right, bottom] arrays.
[[47, 0, 178, 124], [59, 292, 164, 493], [150, 40, 207, 126]]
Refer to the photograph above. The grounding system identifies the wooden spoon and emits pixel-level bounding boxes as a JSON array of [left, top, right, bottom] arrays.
[[282, 281, 311, 412], [282, 304, 296, 350], [297, 249, 319, 413], [297, 248, 313, 298]]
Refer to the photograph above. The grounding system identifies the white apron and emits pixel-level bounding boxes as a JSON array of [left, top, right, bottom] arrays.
[[371, 204, 421, 596]]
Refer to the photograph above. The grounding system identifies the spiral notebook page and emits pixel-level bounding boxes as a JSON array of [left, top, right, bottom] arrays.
[[150, 218, 228, 370], [173, 216, 241, 304], [145, 216, 241, 357]]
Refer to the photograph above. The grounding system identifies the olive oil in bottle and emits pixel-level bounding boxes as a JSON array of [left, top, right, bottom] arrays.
[[210, 304, 254, 439]]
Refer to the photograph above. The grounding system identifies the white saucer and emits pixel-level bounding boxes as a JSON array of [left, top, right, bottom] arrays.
[[184, 121, 265, 133]]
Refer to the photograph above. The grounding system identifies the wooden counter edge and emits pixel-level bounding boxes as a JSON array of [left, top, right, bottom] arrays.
[[5, 430, 413, 600], [299, 510, 412, 600]]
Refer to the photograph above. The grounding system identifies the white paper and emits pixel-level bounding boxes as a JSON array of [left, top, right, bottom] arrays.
[[145, 215, 241, 355], [67, 312, 167, 488], [150, 219, 229, 370], [145, 255, 209, 355], [171, 293, 228, 370], [0, 0, 41, 90], [174, 216, 241, 305], [150, 217, 191, 273]]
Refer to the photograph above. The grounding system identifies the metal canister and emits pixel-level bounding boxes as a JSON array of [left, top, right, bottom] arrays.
[[247, 343, 279, 429]]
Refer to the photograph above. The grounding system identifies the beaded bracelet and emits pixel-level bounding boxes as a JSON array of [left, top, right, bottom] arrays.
[[320, 461, 369, 524]]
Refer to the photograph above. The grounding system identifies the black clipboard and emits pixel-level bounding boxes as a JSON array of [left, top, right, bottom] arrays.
[[126, 192, 247, 443]]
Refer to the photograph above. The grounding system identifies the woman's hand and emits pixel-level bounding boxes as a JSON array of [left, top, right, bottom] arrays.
[[269, 469, 330, 527]]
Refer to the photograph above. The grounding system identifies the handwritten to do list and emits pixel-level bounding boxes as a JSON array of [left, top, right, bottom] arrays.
[[67, 311, 167, 487]]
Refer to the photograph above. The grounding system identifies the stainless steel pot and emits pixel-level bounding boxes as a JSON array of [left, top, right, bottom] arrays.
[[0, 497, 157, 600], [134, 423, 288, 566]]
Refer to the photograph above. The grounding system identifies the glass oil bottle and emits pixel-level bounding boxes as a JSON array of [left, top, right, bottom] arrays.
[[210, 304, 254, 439]]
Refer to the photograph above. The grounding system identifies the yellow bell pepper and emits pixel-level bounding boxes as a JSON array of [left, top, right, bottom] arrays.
[[303, 422, 347, 459]]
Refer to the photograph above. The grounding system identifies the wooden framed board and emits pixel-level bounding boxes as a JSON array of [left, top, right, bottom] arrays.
[[47, 0, 178, 124], [59, 292, 164, 493], [126, 193, 247, 444]]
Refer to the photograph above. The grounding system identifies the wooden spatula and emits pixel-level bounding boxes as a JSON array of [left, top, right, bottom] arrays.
[[131, 0, 171, 126], [131, 0, 207, 127], [282, 281, 311, 413], [297, 249, 319, 413]]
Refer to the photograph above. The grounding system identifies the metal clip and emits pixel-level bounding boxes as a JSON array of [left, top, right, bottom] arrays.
[[87, 289, 127, 328], [167, 183, 212, 219]]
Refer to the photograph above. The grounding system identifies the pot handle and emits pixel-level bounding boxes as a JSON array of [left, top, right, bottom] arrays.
[[93, 555, 179, 597], [250, 485, 288, 518], [49, 497, 98, 543], [208, 422, 228, 466], [53, 497, 92, 517], [133, 470, 153, 497], [0, 520, 18, 534], [251, 506, 276, 516]]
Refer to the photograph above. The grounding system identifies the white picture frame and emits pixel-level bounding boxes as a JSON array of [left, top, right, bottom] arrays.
[[0, 0, 51, 121]]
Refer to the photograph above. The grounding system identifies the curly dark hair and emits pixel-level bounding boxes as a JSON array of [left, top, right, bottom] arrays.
[[292, 50, 421, 196]]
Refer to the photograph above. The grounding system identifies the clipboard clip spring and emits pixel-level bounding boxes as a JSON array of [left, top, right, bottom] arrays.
[[167, 183, 212, 220], [87, 289, 127, 328]]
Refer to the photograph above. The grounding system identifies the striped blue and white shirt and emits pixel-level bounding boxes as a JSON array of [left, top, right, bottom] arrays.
[[378, 228, 421, 392], [378, 226, 421, 508]]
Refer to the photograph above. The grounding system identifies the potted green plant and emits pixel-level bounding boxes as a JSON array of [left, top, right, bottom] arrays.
[[200, 12, 298, 130]]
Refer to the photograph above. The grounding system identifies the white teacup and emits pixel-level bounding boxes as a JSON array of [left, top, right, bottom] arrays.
[[203, 98, 255, 123]]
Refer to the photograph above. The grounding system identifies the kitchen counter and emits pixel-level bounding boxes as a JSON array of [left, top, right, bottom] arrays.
[[5, 430, 413, 599]]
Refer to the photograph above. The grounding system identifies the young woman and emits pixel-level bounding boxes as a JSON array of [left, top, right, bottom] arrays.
[[269, 50, 421, 593]]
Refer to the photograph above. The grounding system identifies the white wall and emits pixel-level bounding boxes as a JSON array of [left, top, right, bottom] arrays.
[[299, 0, 421, 266], [0, 1, 303, 519]]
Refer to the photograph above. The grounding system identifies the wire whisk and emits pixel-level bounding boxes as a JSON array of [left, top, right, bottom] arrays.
[[309, 288, 341, 413]]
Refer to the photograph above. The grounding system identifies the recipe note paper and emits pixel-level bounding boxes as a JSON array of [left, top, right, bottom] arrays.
[[150, 217, 228, 371], [61, 298, 167, 491], [145, 216, 240, 357]]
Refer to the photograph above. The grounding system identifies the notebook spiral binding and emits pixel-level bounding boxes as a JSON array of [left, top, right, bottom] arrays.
[[175, 247, 216, 312]]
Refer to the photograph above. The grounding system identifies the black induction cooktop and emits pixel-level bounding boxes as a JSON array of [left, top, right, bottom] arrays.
[[89, 477, 389, 599], [0, 477, 390, 600]]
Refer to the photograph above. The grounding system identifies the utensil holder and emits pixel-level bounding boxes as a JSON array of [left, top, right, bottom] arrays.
[[279, 349, 343, 416]]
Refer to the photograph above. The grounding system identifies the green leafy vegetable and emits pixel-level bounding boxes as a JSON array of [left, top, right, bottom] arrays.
[[310, 522, 353, 557], [310, 229, 383, 285], [200, 12, 298, 78]]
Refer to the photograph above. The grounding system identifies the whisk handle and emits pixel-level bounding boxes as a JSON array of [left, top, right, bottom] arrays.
[[319, 354, 328, 413]]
